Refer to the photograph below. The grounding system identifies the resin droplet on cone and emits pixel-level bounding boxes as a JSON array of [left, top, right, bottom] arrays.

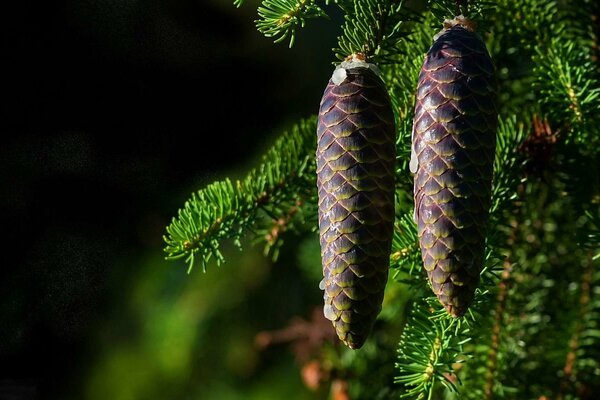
[[412, 18, 498, 317], [317, 55, 396, 349]]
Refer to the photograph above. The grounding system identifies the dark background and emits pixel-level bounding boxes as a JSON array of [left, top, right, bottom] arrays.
[[2, 0, 337, 398]]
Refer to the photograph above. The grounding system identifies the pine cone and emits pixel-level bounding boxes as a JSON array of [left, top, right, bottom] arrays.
[[412, 19, 497, 317], [317, 56, 396, 349]]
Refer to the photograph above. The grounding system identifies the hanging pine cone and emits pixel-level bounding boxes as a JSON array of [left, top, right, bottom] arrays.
[[317, 54, 396, 349], [411, 16, 497, 317]]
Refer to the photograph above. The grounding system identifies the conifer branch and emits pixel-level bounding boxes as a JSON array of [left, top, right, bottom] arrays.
[[333, 0, 416, 63], [428, 0, 497, 24], [396, 301, 470, 399], [533, 35, 600, 148], [384, 13, 435, 110], [558, 251, 594, 399], [576, 260, 600, 392], [256, 0, 327, 47], [567, 209, 600, 392], [163, 118, 317, 272], [390, 213, 422, 286], [260, 199, 303, 259], [490, 0, 558, 118], [490, 118, 527, 217]]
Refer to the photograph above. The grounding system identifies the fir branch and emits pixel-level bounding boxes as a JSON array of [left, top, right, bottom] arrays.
[[163, 118, 317, 272], [490, 117, 527, 218], [533, 34, 600, 148], [494, 0, 557, 41], [568, 208, 600, 392], [258, 199, 304, 260], [390, 212, 422, 285], [384, 12, 436, 113], [333, 0, 417, 63], [396, 300, 471, 399], [575, 258, 600, 393], [256, 0, 328, 47], [490, 0, 558, 118], [557, 251, 595, 399], [428, 0, 497, 25], [484, 168, 593, 398]]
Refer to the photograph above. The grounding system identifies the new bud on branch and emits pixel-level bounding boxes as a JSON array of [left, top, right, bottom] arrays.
[[316, 54, 396, 349], [411, 16, 498, 317]]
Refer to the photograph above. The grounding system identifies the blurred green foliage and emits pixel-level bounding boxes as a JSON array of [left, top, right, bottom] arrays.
[[84, 242, 319, 400]]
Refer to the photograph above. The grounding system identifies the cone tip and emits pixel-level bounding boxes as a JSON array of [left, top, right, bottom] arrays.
[[338, 329, 367, 350], [343, 338, 365, 350], [445, 304, 467, 318]]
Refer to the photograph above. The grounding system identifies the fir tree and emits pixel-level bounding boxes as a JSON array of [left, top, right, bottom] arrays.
[[164, 0, 600, 398]]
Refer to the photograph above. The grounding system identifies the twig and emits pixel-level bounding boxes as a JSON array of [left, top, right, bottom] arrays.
[[264, 200, 302, 247], [254, 307, 336, 363], [557, 251, 594, 399], [484, 258, 513, 399]]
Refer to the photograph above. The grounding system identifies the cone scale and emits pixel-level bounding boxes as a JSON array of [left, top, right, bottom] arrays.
[[411, 17, 498, 317], [317, 55, 396, 349]]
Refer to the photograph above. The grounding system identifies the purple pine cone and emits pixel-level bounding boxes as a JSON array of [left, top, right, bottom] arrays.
[[317, 57, 396, 349], [412, 20, 498, 317]]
